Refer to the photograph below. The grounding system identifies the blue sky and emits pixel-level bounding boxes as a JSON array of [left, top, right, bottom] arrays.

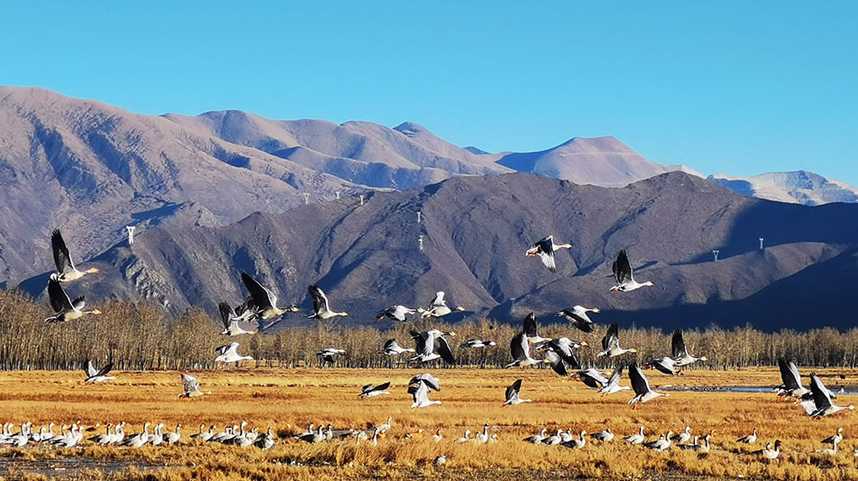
[[2, 1, 857, 183]]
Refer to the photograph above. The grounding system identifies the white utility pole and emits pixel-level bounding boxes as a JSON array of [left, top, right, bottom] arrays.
[[302, 193, 310, 205], [335, 191, 341, 200], [359, 194, 365, 206], [418, 235, 424, 252], [417, 211, 422, 224], [712, 249, 719, 262], [126, 226, 135, 245], [759, 237, 765, 250]]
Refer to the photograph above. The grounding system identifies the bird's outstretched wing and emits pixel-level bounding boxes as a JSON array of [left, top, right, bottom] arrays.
[[51, 229, 74, 274], [241, 272, 276, 309]]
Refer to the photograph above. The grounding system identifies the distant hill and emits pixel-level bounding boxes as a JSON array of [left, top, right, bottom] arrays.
[[708, 171, 858, 206], [18, 172, 858, 331]]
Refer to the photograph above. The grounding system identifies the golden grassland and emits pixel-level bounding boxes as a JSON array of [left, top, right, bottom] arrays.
[[0, 367, 857, 481]]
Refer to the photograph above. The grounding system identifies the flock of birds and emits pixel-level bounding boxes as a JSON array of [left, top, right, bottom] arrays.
[[19, 231, 854, 464]]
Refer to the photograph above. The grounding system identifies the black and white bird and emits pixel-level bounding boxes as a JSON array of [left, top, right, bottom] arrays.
[[649, 356, 680, 375], [610, 250, 654, 293], [539, 338, 584, 376], [671, 330, 707, 367], [317, 348, 346, 366], [756, 440, 782, 461], [418, 291, 455, 319], [382, 339, 415, 356], [578, 368, 610, 389], [359, 382, 391, 399], [507, 318, 547, 368], [736, 428, 758, 444], [801, 374, 854, 417], [214, 342, 253, 364], [503, 379, 532, 406], [597, 323, 637, 358], [645, 431, 674, 452], [628, 362, 667, 407], [218, 302, 256, 336], [407, 374, 441, 408], [308, 285, 349, 320], [822, 427, 844, 448], [240, 272, 297, 323], [50, 229, 99, 282], [376, 305, 416, 322], [624, 426, 646, 445], [598, 365, 631, 395], [179, 373, 203, 398], [558, 305, 600, 333], [83, 360, 114, 384], [525, 235, 572, 273], [522, 313, 551, 344], [461, 338, 496, 349], [409, 329, 456, 364], [776, 358, 809, 398], [591, 429, 614, 443], [43, 275, 101, 323]]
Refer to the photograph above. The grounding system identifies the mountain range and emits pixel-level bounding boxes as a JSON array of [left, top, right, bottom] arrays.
[[3, 86, 857, 330]]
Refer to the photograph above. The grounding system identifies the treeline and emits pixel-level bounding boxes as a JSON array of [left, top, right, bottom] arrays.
[[1, 290, 857, 371]]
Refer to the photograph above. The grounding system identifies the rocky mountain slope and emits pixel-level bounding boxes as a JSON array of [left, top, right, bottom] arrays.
[[18, 172, 858, 331], [708, 171, 858, 206]]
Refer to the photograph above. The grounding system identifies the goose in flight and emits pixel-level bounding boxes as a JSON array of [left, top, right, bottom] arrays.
[[628, 362, 667, 407], [215, 342, 253, 364], [579, 368, 609, 389], [43, 276, 101, 323], [624, 426, 646, 445], [218, 302, 256, 336], [359, 382, 391, 399], [83, 360, 114, 383], [317, 348, 346, 367], [308, 285, 349, 320], [649, 356, 680, 375], [598, 365, 631, 395], [597, 323, 637, 358], [506, 324, 546, 368], [418, 291, 453, 319], [407, 373, 441, 408], [736, 428, 757, 444], [671, 330, 706, 367], [382, 339, 415, 356], [461, 338, 496, 349], [558, 305, 600, 333], [376, 305, 416, 322], [409, 329, 456, 364], [525, 235, 572, 273], [776, 358, 809, 398], [51, 229, 99, 282], [610, 250, 654, 292], [523, 313, 551, 344], [540, 338, 583, 376], [503, 379, 532, 406], [179, 373, 203, 398], [240, 272, 297, 322], [801, 373, 854, 417]]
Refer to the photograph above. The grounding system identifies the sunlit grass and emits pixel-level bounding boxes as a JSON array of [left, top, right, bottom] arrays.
[[0, 368, 856, 480]]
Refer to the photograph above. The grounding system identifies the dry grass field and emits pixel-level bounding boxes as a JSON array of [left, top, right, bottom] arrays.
[[0, 367, 857, 481]]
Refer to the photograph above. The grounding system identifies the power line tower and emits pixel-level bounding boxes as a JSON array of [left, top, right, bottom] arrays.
[[126, 226, 136, 246], [417, 211, 422, 224], [359, 194, 365, 206], [418, 235, 424, 252], [712, 249, 719, 262], [302, 193, 310, 205], [759, 237, 765, 250], [335, 191, 341, 200]]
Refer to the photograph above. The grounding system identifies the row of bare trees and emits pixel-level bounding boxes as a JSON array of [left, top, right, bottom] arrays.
[[1, 290, 857, 371]]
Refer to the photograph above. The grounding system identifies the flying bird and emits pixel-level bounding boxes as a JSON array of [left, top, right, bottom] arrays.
[[308, 285, 349, 320], [83, 360, 114, 384], [50, 229, 99, 282], [218, 302, 256, 336], [507, 322, 546, 368], [317, 348, 346, 366], [382, 339, 415, 356], [179, 373, 203, 398], [776, 358, 809, 398], [558, 305, 600, 332], [214, 342, 253, 364], [671, 330, 707, 367], [538, 338, 584, 376], [407, 374, 441, 408], [240, 272, 297, 322], [649, 356, 680, 375], [503, 379, 532, 406], [610, 250, 654, 292], [525, 235, 572, 273], [418, 291, 453, 319], [598, 365, 631, 395], [359, 382, 391, 399], [43, 275, 101, 323], [522, 312, 551, 344], [409, 329, 456, 364], [376, 305, 416, 322], [461, 338, 496, 349], [628, 362, 667, 407], [597, 323, 637, 358], [801, 373, 854, 417]]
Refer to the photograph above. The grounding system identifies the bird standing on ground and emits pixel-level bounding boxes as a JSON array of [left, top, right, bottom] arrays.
[[525, 235, 572, 273]]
